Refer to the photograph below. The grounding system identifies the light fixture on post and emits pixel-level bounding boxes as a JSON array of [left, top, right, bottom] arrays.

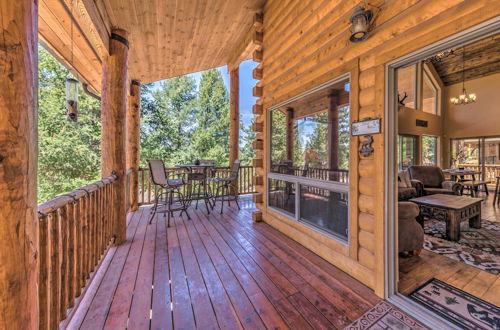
[[65, 2, 79, 121], [450, 46, 476, 106], [349, 6, 373, 43]]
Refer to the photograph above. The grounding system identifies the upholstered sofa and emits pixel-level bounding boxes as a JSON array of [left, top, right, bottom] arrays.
[[408, 165, 463, 196], [398, 201, 424, 255]]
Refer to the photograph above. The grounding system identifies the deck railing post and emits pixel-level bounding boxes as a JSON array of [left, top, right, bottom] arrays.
[[101, 28, 129, 244], [127, 80, 141, 211], [0, 1, 39, 328]]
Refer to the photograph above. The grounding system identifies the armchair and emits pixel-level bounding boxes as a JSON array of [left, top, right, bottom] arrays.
[[398, 170, 423, 200], [398, 201, 424, 255], [408, 166, 463, 196]]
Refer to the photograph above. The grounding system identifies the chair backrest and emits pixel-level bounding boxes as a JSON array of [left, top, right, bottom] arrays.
[[408, 165, 444, 188], [230, 160, 241, 180], [148, 159, 168, 186]]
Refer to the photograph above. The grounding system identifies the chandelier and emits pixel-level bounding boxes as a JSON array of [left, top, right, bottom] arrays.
[[450, 46, 476, 105]]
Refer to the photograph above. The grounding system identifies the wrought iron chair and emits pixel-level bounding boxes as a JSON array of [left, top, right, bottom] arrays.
[[210, 160, 241, 214], [148, 159, 190, 226]]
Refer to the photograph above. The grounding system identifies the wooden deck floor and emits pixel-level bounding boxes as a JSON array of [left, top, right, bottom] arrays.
[[67, 196, 379, 329]]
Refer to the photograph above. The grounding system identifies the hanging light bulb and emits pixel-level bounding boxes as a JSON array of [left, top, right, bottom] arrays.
[[66, 77, 79, 121]]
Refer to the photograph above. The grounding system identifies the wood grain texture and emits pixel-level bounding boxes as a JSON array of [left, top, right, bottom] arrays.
[[126, 80, 140, 211], [229, 68, 239, 167], [70, 197, 378, 328], [0, 0, 39, 328], [101, 28, 129, 244], [257, 0, 500, 298]]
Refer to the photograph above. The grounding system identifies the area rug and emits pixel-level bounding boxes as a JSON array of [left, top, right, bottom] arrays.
[[423, 219, 500, 275], [344, 300, 428, 330], [409, 278, 500, 330]]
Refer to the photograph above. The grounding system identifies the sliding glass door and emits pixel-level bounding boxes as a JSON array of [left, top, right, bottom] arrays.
[[451, 136, 500, 183]]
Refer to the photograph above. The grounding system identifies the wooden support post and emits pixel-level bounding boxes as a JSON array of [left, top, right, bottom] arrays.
[[328, 91, 339, 181], [0, 1, 39, 328], [101, 29, 129, 245], [127, 80, 141, 211], [286, 107, 294, 161], [229, 68, 239, 166]]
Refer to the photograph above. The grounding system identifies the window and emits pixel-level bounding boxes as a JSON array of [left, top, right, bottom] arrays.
[[396, 64, 416, 109], [422, 69, 439, 114], [422, 135, 438, 166], [398, 135, 417, 170], [268, 75, 350, 241]]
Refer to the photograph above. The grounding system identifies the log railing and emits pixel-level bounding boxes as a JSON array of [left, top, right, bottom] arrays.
[[138, 165, 255, 205], [455, 164, 500, 185], [37, 174, 118, 329]]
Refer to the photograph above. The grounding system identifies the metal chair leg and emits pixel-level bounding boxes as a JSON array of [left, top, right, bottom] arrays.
[[149, 189, 161, 224]]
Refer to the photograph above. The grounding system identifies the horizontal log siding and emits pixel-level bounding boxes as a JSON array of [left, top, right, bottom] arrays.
[[261, 0, 499, 296]]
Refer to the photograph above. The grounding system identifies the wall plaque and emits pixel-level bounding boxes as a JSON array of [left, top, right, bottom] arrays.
[[352, 118, 381, 136]]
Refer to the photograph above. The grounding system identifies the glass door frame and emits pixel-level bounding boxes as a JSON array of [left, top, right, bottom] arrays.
[[384, 17, 500, 329]]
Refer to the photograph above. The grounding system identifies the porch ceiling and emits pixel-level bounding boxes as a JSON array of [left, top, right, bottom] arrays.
[[39, 0, 265, 92]]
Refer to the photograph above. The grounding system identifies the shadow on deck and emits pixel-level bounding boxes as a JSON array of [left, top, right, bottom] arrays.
[[67, 196, 379, 329]]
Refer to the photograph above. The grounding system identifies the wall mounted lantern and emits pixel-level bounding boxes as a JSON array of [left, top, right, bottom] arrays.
[[349, 6, 373, 43]]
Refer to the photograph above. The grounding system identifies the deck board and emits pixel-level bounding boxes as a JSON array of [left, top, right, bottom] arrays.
[[70, 197, 378, 329]]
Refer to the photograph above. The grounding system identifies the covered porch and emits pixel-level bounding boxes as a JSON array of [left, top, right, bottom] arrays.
[[65, 197, 379, 329]]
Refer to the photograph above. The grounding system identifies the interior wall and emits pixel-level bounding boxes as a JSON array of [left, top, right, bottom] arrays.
[[398, 107, 444, 166], [442, 72, 500, 166], [258, 0, 499, 297]]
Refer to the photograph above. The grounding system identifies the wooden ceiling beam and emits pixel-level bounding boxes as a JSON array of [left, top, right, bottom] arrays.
[[38, 0, 111, 92], [227, 12, 263, 71]]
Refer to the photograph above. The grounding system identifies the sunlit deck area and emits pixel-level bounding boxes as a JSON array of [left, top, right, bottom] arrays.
[[66, 196, 379, 329]]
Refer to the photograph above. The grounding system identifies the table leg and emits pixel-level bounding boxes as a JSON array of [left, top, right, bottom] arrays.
[[446, 211, 460, 241], [469, 203, 481, 229]]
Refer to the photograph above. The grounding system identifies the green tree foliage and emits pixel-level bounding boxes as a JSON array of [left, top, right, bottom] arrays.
[[239, 118, 256, 164], [192, 69, 231, 165], [140, 76, 197, 167], [38, 47, 101, 203]]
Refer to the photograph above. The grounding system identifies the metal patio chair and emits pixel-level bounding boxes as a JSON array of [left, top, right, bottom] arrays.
[[148, 159, 190, 226], [210, 160, 241, 214]]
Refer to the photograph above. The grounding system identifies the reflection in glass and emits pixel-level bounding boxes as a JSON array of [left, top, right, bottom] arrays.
[[299, 185, 348, 240], [451, 138, 480, 167], [268, 178, 295, 215], [269, 79, 350, 183]]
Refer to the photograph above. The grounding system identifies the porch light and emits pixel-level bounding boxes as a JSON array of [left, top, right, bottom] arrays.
[[349, 6, 373, 43], [450, 46, 476, 106], [66, 77, 79, 121]]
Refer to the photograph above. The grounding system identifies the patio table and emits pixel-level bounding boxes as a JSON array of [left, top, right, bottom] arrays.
[[176, 164, 215, 213]]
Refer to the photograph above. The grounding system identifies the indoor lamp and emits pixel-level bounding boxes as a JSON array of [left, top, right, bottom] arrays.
[[450, 46, 476, 105]]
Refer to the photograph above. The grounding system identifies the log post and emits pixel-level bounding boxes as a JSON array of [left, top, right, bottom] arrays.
[[229, 67, 239, 194], [127, 80, 141, 211], [286, 107, 294, 161], [0, 0, 39, 328], [101, 29, 129, 244], [327, 91, 340, 181]]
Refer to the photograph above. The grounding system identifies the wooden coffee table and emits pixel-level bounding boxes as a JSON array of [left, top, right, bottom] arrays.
[[409, 194, 482, 241]]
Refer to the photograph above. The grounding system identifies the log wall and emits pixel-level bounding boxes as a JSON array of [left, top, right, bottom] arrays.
[[258, 0, 499, 296]]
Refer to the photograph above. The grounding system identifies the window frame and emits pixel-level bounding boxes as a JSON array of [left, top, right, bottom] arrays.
[[421, 65, 441, 115], [421, 135, 439, 166], [266, 73, 351, 244]]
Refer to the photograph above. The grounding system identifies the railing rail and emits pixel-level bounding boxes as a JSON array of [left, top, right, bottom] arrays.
[[37, 174, 118, 329], [138, 165, 255, 205], [455, 164, 500, 184]]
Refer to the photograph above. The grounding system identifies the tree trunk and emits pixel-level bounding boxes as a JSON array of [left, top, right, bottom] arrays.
[[0, 0, 39, 328], [101, 29, 129, 244], [127, 80, 141, 211]]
